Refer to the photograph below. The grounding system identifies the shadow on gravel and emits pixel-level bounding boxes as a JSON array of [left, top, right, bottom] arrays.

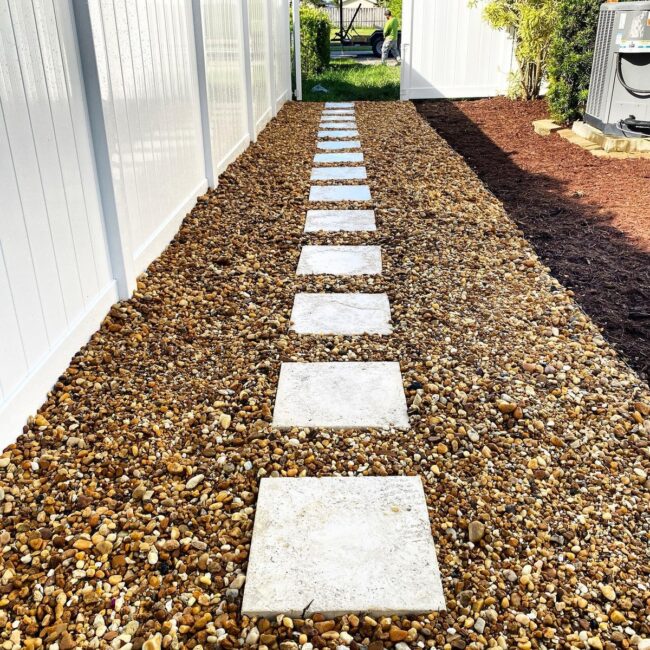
[[416, 99, 650, 382]]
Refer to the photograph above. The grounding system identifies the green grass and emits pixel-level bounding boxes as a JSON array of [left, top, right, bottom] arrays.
[[302, 59, 400, 102], [329, 26, 377, 40]]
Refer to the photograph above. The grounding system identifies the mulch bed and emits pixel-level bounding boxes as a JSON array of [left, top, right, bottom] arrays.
[[0, 101, 649, 649], [416, 97, 650, 383]]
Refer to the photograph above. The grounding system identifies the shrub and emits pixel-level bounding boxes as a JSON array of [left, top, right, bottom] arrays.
[[300, 5, 331, 76], [546, 0, 601, 123], [476, 0, 556, 100]]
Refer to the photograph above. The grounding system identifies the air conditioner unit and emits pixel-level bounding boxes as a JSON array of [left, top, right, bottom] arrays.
[[585, 1, 650, 137]]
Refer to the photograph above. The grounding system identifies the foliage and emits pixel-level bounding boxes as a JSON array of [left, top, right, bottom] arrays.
[[475, 0, 556, 100], [546, 0, 601, 123], [302, 59, 399, 101], [300, 5, 331, 76]]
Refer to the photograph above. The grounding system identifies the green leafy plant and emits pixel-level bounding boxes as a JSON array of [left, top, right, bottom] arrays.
[[474, 0, 556, 99], [546, 0, 601, 123], [300, 5, 331, 76]]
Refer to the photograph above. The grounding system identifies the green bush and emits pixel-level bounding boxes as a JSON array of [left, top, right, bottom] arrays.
[[300, 5, 331, 77], [546, 0, 601, 123]]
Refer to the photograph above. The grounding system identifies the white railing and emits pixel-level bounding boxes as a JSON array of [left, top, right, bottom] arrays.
[[0, 0, 292, 447]]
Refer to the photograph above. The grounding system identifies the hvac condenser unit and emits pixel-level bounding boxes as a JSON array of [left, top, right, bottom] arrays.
[[585, 1, 650, 136]]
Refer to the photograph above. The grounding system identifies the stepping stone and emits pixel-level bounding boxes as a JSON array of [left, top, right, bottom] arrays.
[[318, 130, 359, 139], [310, 166, 367, 181], [304, 209, 376, 232], [320, 122, 357, 129], [314, 152, 364, 164], [290, 293, 392, 335], [325, 102, 354, 108], [309, 185, 371, 202], [322, 111, 355, 117], [241, 475, 445, 617], [317, 140, 361, 150], [272, 362, 409, 429], [297, 245, 381, 275]]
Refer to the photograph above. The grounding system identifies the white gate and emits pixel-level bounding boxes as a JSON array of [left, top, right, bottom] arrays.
[[400, 0, 514, 100]]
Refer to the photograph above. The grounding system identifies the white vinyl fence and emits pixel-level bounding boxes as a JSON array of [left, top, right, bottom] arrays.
[[0, 0, 292, 447], [400, 0, 514, 100]]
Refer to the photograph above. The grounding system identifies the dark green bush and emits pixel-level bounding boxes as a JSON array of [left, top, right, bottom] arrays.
[[546, 0, 601, 123], [300, 6, 331, 76]]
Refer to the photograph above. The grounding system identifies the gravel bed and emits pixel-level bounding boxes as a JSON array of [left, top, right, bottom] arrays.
[[1, 101, 649, 649]]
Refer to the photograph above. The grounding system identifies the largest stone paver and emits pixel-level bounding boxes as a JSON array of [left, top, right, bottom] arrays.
[[241, 476, 445, 617], [272, 362, 409, 429]]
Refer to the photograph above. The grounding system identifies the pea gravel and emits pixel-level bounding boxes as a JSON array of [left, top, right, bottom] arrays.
[[1, 101, 649, 649]]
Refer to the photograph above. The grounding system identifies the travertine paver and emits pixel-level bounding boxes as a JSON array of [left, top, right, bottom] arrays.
[[309, 185, 371, 202], [297, 245, 381, 275], [290, 293, 392, 335], [317, 140, 362, 151], [241, 476, 445, 617], [318, 130, 360, 139], [314, 152, 364, 164], [321, 123, 358, 131], [326, 102, 354, 108], [304, 209, 376, 232], [272, 362, 409, 429], [310, 167, 367, 181]]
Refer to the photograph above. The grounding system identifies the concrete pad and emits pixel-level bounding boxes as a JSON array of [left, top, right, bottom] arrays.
[[297, 245, 381, 275], [318, 130, 360, 139], [317, 140, 361, 150], [290, 293, 392, 335], [321, 123, 357, 131], [272, 362, 409, 430], [314, 152, 364, 164], [325, 102, 354, 108], [309, 185, 371, 202], [304, 209, 376, 232], [242, 476, 445, 617], [310, 166, 367, 181], [322, 112, 355, 119], [321, 117, 357, 124]]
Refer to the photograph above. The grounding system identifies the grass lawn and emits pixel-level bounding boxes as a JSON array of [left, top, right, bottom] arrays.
[[302, 59, 400, 102], [329, 26, 377, 40]]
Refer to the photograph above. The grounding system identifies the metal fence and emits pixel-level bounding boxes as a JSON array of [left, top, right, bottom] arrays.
[[323, 6, 385, 29]]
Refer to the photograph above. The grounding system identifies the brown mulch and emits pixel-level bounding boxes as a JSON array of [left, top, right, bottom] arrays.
[[416, 97, 650, 382]]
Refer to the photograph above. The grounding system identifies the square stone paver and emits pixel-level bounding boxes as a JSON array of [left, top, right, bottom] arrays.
[[321, 123, 357, 131], [272, 362, 409, 429], [309, 185, 371, 202], [304, 209, 376, 232], [317, 140, 361, 150], [318, 130, 359, 139], [325, 102, 354, 108], [241, 476, 445, 617], [297, 245, 381, 275], [314, 152, 364, 164], [290, 293, 392, 335], [310, 167, 367, 181]]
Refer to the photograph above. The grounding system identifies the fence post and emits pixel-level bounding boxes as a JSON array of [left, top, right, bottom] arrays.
[[71, 0, 136, 299], [266, 0, 277, 116], [241, 0, 257, 140], [293, 0, 302, 101], [191, 0, 216, 188]]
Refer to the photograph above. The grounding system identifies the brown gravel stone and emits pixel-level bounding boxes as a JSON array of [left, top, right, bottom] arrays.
[[0, 101, 648, 648]]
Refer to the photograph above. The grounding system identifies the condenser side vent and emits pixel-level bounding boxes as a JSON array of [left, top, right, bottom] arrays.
[[586, 10, 615, 117]]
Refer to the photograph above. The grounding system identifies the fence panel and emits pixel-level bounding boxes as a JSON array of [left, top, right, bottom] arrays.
[[200, 0, 251, 177], [400, 0, 514, 99], [0, 0, 116, 445], [324, 7, 385, 30], [85, 0, 207, 275], [272, 0, 292, 109], [247, 0, 273, 135]]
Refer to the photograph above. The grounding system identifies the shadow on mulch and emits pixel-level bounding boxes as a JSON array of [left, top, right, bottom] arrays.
[[416, 99, 650, 382]]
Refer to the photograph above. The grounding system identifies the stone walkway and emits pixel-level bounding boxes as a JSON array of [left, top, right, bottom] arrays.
[[0, 101, 648, 649]]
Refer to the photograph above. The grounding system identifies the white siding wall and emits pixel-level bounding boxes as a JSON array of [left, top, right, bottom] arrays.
[[87, 0, 207, 276], [400, 0, 514, 100], [0, 0, 292, 448], [201, 0, 250, 177], [248, 0, 273, 135], [0, 0, 116, 441]]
